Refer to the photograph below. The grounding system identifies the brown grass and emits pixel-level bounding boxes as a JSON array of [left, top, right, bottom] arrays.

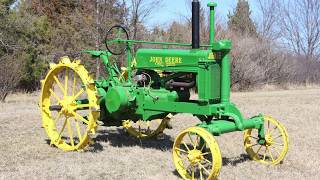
[[0, 89, 319, 179]]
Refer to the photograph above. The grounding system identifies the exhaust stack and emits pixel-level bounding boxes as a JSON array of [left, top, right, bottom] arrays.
[[192, 0, 200, 49]]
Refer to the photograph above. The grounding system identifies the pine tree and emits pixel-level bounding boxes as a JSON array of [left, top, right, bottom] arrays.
[[228, 0, 257, 37]]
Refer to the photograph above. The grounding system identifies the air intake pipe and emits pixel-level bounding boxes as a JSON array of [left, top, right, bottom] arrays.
[[192, 0, 200, 49]]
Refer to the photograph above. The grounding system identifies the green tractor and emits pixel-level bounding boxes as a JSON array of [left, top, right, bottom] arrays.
[[39, 1, 289, 179]]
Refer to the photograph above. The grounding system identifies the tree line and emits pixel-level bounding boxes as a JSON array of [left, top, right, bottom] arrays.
[[0, 0, 319, 102]]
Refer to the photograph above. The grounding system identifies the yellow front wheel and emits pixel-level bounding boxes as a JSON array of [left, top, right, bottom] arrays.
[[244, 115, 289, 165], [173, 127, 222, 180], [39, 57, 99, 151], [122, 114, 172, 139]]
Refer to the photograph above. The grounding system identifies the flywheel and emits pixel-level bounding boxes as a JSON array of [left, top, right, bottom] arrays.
[[39, 57, 99, 151]]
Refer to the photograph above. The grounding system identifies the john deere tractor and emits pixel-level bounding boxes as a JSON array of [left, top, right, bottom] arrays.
[[39, 1, 289, 179]]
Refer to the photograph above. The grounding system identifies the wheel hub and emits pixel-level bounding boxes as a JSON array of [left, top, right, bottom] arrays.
[[265, 134, 273, 146], [187, 149, 203, 164], [60, 96, 77, 116]]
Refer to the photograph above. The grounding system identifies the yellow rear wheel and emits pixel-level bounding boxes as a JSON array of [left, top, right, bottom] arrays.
[[122, 114, 172, 139], [244, 115, 289, 165], [39, 57, 99, 151], [173, 127, 222, 180]]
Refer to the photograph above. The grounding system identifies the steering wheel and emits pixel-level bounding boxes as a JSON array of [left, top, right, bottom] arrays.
[[105, 25, 129, 55]]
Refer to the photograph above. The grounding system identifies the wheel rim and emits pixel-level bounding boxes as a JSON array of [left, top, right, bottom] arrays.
[[40, 57, 99, 151], [244, 115, 289, 165], [173, 127, 222, 180], [122, 114, 172, 139]]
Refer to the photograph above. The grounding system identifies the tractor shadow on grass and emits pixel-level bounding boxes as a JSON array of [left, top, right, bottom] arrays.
[[89, 128, 174, 153], [45, 128, 251, 167], [222, 154, 251, 166], [89, 128, 251, 166]]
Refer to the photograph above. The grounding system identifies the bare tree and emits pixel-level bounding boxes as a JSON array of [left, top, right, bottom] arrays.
[[256, 0, 281, 40], [128, 0, 162, 40], [0, 55, 22, 102], [279, 0, 320, 61]]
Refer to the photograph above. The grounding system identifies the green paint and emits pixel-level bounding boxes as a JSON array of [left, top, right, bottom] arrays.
[[136, 49, 211, 72], [220, 53, 231, 103], [81, 2, 267, 141], [208, 2, 217, 45]]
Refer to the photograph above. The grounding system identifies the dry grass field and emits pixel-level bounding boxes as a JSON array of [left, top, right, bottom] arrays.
[[0, 88, 319, 180]]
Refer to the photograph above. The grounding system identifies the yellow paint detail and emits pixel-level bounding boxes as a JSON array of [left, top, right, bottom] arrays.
[[119, 58, 137, 82], [155, 70, 164, 77], [208, 52, 215, 60], [173, 127, 222, 180], [243, 115, 289, 165], [122, 114, 172, 139], [150, 56, 164, 66], [164, 56, 182, 66], [131, 58, 137, 68], [150, 56, 183, 66], [40, 57, 99, 151]]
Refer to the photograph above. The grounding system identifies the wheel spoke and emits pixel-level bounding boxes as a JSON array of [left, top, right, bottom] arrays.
[[53, 75, 66, 96], [198, 162, 210, 175], [66, 118, 75, 147], [267, 147, 275, 163], [49, 89, 61, 102], [272, 142, 284, 146], [273, 134, 283, 140], [267, 120, 270, 134], [192, 166, 195, 179], [255, 145, 263, 156], [75, 120, 82, 142], [200, 142, 206, 152], [72, 89, 85, 102], [54, 111, 63, 125], [262, 147, 267, 161], [116, 29, 122, 38], [269, 126, 278, 135], [175, 147, 188, 154], [71, 111, 89, 124], [194, 136, 200, 150], [201, 152, 211, 156], [203, 157, 212, 165], [199, 165, 204, 180], [64, 68, 69, 96], [188, 133, 196, 149], [72, 73, 77, 96], [270, 146, 281, 156], [57, 117, 68, 143], [182, 141, 191, 152]]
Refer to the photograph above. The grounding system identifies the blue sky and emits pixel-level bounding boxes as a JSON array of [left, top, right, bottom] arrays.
[[145, 0, 258, 29]]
